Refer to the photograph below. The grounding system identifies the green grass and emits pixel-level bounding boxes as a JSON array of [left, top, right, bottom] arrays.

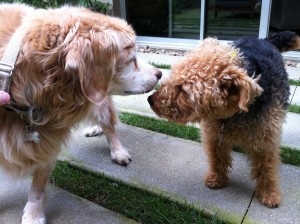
[[119, 112, 300, 167], [288, 104, 300, 114], [51, 161, 226, 224], [149, 62, 171, 70], [280, 146, 300, 166], [119, 112, 200, 142], [289, 79, 300, 86], [7, 0, 111, 13]]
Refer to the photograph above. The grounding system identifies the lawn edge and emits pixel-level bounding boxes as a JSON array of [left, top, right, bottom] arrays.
[[51, 160, 241, 224]]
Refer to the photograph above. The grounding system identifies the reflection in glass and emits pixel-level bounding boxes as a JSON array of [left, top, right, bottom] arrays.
[[205, 0, 261, 40], [126, 0, 201, 39], [269, 0, 300, 36]]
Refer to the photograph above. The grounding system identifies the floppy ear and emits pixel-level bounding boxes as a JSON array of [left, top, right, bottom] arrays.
[[220, 68, 263, 112], [64, 25, 115, 105], [237, 75, 263, 111]]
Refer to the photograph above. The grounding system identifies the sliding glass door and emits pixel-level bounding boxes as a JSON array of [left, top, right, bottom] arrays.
[[120, 0, 272, 43], [204, 0, 262, 40], [125, 0, 201, 39]]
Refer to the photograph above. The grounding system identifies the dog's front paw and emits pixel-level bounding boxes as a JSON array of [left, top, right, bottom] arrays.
[[84, 125, 103, 137], [22, 201, 46, 224], [204, 172, 228, 189], [256, 190, 281, 208], [111, 147, 132, 166]]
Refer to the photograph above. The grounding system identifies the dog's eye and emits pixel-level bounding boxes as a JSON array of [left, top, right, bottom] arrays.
[[124, 45, 134, 50], [127, 56, 138, 70]]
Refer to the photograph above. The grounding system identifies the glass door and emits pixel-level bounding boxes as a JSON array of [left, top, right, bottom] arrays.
[[125, 0, 201, 40], [116, 0, 273, 48], [204, 0, 262, 40], [269, 0, 300, 36]]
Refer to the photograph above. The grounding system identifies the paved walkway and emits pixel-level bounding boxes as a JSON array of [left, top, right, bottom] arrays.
[[61, 122, 300, 224], [0, 171, 137, 224]]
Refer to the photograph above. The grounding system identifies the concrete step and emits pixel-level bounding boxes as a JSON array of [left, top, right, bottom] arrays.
[[0, 171, 137, 224], [60, 122, 300, 224]]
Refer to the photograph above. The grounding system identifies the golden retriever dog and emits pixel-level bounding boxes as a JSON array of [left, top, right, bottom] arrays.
[[0, 3, 161, 223]]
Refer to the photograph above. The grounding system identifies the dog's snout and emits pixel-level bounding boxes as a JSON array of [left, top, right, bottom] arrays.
[[154, 69, 162, 80], [147, 95, 154, 106]]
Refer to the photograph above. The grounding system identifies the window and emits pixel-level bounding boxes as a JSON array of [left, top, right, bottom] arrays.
[[205, 0, 262, 40], [126, 0, 201, 39]]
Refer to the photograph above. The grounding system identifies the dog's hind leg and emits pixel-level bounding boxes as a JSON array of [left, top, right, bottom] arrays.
[[248, 143, 282, 208], [22, 161, 55, 224]]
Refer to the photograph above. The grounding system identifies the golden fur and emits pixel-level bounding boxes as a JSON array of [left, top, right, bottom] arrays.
[[0, 3, 161, 223]]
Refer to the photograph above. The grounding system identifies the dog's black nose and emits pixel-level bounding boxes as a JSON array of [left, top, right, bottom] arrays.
[[147, 95, 154, 106], [155, 70, 162, 80]]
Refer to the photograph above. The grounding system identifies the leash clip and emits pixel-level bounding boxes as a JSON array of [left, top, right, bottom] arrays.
[[0, 62, 14, 92]]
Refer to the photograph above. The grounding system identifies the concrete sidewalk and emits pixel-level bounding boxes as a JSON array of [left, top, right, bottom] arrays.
[[0, 171, 137, 224], [61, 122, 300, 224]]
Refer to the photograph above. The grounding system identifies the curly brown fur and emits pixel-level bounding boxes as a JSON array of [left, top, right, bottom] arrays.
[[148, 38, 262, 123], [148, 33, 300, 208]]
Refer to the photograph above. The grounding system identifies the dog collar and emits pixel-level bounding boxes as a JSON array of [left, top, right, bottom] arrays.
[[0, 26, 41, 143], [0, 25, 26, 93]]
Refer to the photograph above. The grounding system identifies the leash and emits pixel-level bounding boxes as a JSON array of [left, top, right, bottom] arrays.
[[0, 26, 40, 143]]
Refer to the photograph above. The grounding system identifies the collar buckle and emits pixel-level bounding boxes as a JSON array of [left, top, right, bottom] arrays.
[[0, 62, 14, 92]]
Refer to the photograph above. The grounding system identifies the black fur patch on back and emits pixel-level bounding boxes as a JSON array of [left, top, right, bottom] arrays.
[[232, 36, 290, 119]]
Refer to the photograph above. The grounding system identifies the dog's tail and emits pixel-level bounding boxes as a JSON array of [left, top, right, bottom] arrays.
[[265, 31, 300, 52]]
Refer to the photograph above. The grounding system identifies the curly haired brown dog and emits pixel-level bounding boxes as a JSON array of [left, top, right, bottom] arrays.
[[0, 3, 161, 223], [148, 31, 300, 208]]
